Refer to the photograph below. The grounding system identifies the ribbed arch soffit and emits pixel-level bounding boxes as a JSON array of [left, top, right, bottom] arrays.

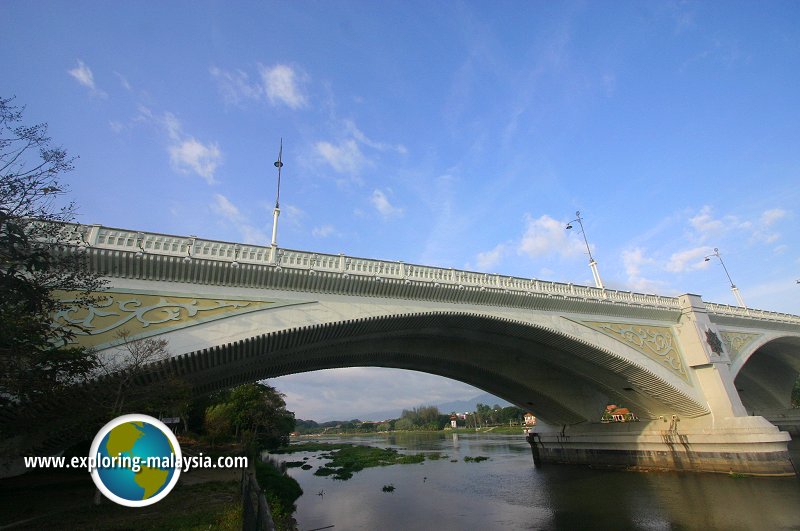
[[162, 311, 708, 417]]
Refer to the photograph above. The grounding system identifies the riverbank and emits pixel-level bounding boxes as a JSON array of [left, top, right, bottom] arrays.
[[0, 467, 241, 530], [295, 425, 526, 437]]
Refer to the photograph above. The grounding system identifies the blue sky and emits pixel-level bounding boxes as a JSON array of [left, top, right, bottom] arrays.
[[3, 1, 799, 420]]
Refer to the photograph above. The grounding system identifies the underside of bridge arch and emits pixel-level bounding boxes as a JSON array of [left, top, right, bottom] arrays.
[[162, 312, 707, 425], [734, 336, 800, 415]]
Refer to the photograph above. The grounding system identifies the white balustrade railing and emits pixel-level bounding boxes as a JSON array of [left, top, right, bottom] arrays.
[[48, 223, 800, 322], [705, 302, 800, 325]]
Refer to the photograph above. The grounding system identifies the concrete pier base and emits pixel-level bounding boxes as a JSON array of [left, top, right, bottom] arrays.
[[529, 416, 795, 476], [762, 409, 800, 439]]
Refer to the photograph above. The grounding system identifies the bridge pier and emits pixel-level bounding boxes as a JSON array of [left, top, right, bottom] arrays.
[[761, 409, 800, 439], [528, 417, 794, 476]]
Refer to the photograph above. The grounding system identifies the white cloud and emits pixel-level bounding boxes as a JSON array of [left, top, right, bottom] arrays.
[[312, 224, 336, 238], [518, 214, 584, 259], [259, 64, 307, 109], [272, 368, 481, 421], [665, 246, 712, 273], [622, 247, 652, 278], [621, 247, 666, 293], [685, 205, 790, 246], [688, 205, 726, 238], [282, 204, 306, 222], [371, 189, 403, 219], [211, 193, 241, 220], [476, 244, 506, 271], [760, 208, 787, 226], [211, 194, 268, 245], [138, 109, 222, 184], [239, 225, 269, 245], [114, 72, 132, 91], [169, 138, 222, 185], [316, 139, 368, 175], [68, 59, 107, 98], [162, 111, 182, 141], [210, 66, 262, 105], [344, 120, 407, 155], [751, 208, 788, 244]]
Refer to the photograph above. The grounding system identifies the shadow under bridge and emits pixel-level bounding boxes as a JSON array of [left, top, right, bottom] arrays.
[[161, 311, 709, 426]]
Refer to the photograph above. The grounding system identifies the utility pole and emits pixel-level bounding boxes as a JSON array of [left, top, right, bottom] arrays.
[[270, 139, 283, 262], [566, 211, 604, 289]]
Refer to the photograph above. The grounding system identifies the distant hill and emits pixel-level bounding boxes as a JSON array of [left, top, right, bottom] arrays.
[[434, 392, 513, 415], [302, 392, 514, 424]]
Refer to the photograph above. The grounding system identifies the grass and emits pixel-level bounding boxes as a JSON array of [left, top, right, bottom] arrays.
[[0, 470, 241, 530], [255, 461, 303, 531]]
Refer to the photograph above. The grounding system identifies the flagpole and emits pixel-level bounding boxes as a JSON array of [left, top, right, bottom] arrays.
[[270, 139, 283, 262]]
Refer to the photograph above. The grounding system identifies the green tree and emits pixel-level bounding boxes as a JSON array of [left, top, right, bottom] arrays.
[[0, 96, 104, 406], [792, 377, 800, 408], [204, 402, 234, 448], [398, 405, 443, 430], [227, 383, 295, 452]]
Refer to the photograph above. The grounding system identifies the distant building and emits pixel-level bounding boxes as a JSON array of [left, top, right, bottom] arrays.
[[602, 404, 638, 423], [524, 412, 537, 426]]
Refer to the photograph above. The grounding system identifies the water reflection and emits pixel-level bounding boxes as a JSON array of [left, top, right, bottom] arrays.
[[270, 434, 800, 530]]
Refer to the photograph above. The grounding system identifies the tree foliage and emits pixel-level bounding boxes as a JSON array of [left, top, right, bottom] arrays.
[[92, 331, 191, 421], [397, 405, 447, 430], [203, 382, 295, 453], [0, 96, 104, 406]]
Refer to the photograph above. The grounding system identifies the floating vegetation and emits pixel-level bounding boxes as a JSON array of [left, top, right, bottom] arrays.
[[284, 461, 306, 468], [463, 456, 489, 463], [273, 442, 354, 454], [301, 464, 313, 470], [427, 452, 448, 460], [450, 459, 458, 463], [295, 445, 430, 481], [382, 484, 396, 493]]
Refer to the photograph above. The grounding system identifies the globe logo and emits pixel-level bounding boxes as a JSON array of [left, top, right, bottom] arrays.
[[89, 414, 182, 507]]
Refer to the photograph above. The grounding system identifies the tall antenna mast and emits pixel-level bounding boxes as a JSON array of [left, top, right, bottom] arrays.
[[270, 139, 283, 261]]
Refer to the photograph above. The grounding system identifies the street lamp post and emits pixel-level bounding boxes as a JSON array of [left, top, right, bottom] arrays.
[[270, 139, 284, 262], [565, 211, 604, 290], [704, 248, 746, 308]]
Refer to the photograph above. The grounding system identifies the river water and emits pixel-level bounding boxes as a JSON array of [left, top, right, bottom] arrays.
[[268, 433, 800, 531]]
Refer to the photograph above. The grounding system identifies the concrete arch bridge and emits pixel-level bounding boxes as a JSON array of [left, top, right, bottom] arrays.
[[57, 224, 800, 475]]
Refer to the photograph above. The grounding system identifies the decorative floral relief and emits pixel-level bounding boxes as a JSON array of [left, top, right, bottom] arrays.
[[581, 321, 688, 382], [52, 292, 271, 348], [718, 331, 762, 359], [56, 296, 250, 336]]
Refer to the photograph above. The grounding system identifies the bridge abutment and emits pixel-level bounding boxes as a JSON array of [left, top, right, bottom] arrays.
[[528, 417, 795, 476]]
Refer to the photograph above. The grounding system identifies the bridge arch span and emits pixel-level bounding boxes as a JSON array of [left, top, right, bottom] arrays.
[[155, 311, 708, 425], [731, 334, 800, 414], [22, 224, 799, 474]]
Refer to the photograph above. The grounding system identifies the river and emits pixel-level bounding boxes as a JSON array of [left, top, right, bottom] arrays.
[[268, 433, 800, 531]]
